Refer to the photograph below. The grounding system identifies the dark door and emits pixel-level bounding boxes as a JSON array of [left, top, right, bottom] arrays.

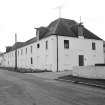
[[79, 55, 84, 66]]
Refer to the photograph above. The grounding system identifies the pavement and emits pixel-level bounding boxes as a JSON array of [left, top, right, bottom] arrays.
[[27, 70, 72, 80], [1, 69, 105, 105], [28, 70, 105, 89]]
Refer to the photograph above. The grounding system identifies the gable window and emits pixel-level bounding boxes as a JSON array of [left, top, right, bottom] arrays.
[[46, 41, 48, 49], [31, 57, 33, 64], [37, 43, 40, 48], [64, 40, 69, 49], [92, 42, 96, 50]]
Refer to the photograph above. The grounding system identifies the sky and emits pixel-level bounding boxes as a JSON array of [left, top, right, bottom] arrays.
[[0, 0, 105, 52]]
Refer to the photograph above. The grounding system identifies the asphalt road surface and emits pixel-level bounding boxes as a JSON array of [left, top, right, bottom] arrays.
[[0, 69, 105, 105]]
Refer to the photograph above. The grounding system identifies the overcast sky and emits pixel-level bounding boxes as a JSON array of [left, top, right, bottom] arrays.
[[0, 0, 105, 52]]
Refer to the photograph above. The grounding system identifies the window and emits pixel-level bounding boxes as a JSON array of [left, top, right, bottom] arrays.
[[46, 41, 48, 49], [37, 43, 40, 48], [92, 42, 96, 50], [26, 48, 27, 54], [31, 57, 33, 64], [21, 49, 23, 55], [30, 46, 33, 53], [18, 51, 19, 56], [64, 40, 69, 49]]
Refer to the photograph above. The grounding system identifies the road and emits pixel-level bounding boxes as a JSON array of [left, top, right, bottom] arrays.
[[0, 69, 105, 105]]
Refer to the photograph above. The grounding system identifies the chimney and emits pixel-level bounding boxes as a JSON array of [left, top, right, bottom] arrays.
[[78, 22, 84, 38], [35, 28, 39, 41]]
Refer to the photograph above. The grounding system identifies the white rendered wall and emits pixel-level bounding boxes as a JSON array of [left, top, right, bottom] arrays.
[[1, 35, 104, 72], [58, 36, 104, 71], [0, 55, 4, 66], [73, 66, 105, 79], [17, 35, 57, 71], [2, 51, 15, 68]]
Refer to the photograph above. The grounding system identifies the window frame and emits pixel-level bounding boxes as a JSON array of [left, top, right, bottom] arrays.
[[26, 48, 27, 54], [46, 41, 48, 49], [21, 49, 23, 55], [64, 40, 69, 49], [37, 43, 40, 48], [92, 42, 96, 50], [31, 57, 33, 64], [30, 46, 33, 53]]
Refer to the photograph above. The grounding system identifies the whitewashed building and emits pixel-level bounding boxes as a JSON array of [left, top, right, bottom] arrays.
[[1, 18, 104, 72]]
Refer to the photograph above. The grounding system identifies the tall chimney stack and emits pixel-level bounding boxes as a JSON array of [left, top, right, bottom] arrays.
[[78, 23, 84, 38], [35, 28, 39, 41], [78, 16, 84, 38]]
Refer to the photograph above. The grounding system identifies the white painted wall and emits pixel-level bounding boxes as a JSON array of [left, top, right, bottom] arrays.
[[0, 55, 3, 66], [1, 51, 15, 68], [57, 36, 104, 71], [73, 66, 105, 79], [1, 35, 104, 72], [16, 35, 57, 71]]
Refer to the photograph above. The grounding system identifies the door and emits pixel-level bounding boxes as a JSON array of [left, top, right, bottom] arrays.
[[79, 55, 84, 66]]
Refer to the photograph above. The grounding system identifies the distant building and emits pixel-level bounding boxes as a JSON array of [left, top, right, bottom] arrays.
[[1, 18, 104, 72], [0, 53, 4, 66]]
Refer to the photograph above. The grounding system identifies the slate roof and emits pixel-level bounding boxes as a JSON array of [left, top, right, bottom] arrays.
[[6, 37, 37, 51], [12, 42, 24, 50], [39, 18, 102, 40], [6, 18, 102, 53]]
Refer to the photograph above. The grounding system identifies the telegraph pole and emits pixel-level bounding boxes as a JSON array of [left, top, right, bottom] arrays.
[[80, 16, 81, 23], [15, 33, 17, 71], [54, 5, 63, 72], [15, 33, 17, 43]]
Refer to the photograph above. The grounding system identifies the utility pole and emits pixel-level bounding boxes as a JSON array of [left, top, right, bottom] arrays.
[[15, 32, 17, 43], [15, 33, 17, 71], [54, 5, 63, 72], [80, 16, 81, 23]]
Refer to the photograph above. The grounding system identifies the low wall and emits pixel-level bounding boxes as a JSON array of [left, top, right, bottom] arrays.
[[72, 66, 105, 79]]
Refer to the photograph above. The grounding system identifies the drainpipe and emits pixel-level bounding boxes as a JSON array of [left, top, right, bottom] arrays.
[[56, 35, 59, 72]]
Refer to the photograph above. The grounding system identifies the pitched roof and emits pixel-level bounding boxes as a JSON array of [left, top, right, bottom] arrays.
[[6, 18, 102, 53], [24, 37, 37, 46], [7, 37, 37, 51], [12, 42, 24, 50], [39, 18, 102, 40]]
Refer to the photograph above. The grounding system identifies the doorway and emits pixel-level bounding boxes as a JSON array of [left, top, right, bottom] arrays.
[[79, 55, 84, 66]]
